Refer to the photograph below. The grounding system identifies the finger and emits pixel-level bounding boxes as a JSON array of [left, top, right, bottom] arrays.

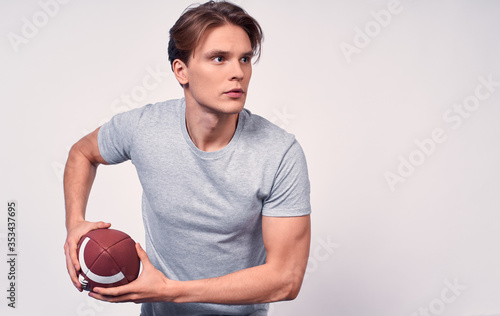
[[89, 291, 137, 303], [65, 243, 82, 291], [92, 282, 134, 297], [64, 246, 76, 281], [64, 242, 77, 280], [68, 238, 80, 272]]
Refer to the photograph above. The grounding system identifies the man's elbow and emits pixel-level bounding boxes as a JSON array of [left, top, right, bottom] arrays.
[[281, 274, 304, 301]]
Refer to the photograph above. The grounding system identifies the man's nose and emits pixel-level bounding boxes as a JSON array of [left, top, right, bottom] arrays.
[[230, 61, 245, 81]]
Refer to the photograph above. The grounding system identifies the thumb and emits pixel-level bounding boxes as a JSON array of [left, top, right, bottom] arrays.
[[135, 243, 151, 266], [95, 221, 111, 229]]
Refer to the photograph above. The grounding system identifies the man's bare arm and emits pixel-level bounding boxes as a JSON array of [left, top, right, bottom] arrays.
[[90, 214, 311, 304], [63, 127, 111, 291], [178, 214, 312, 303]]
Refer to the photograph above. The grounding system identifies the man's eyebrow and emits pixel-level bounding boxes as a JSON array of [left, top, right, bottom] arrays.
[[203, 49, 254, 57], [204, 49, 230, 57], [242, 50, 254, 57]]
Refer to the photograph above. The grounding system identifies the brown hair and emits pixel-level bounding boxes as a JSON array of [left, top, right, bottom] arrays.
[[168, 1, 263, 68]]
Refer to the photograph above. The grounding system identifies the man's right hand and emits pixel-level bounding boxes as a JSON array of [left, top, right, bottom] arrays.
[[64, 220, 111, 291]]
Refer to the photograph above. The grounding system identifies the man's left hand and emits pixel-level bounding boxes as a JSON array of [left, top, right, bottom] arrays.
[[89, 243, 178, 303]]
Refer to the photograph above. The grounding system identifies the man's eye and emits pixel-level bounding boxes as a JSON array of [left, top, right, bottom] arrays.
[[213, 56, 224, 63], [241, 57, 251, 63]]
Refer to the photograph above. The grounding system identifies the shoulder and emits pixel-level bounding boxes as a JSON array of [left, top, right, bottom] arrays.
[[107, 98, 183, 130], [100, 97, 184, 141], [240, 108, 297, 151], [134, 98, 183, 120]]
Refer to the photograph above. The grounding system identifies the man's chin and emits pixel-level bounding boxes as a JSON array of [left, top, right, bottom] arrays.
[[217, 98, 246, 114], [185, 94, 246, 115]]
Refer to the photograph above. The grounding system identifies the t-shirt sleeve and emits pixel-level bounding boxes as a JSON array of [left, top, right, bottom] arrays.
[[262, 139, 312, 217], [97, 106, 146, 164]]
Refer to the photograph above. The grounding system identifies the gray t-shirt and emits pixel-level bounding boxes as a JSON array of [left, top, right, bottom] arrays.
[[98, 98, 311, 316]]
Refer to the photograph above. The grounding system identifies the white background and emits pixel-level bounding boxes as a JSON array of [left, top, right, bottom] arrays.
[[1, 0, 500, 315]]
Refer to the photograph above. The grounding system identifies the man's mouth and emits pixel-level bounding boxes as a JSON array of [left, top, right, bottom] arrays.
[[224, 89, 244, 98]]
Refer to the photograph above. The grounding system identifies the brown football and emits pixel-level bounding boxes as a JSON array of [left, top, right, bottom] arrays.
[[76, 228, 140, 292]]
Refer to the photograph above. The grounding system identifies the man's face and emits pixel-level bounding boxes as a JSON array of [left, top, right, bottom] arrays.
[[182, 23, 253, 115]]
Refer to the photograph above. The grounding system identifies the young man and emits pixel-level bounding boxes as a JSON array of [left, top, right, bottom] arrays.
[[64, 1, 311, 315]]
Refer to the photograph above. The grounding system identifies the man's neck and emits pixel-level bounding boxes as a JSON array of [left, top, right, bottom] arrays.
[[184, 98, 239, 152]]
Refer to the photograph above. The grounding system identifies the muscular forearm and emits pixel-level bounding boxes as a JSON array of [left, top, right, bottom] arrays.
[[172, 261, 303, 304], [64, 130, 104, 229], [64, 145, 98, 227], [171, 216, 309, 305]]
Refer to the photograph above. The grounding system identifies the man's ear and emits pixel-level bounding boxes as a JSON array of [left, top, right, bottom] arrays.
[[172, 59, 189, 86]]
